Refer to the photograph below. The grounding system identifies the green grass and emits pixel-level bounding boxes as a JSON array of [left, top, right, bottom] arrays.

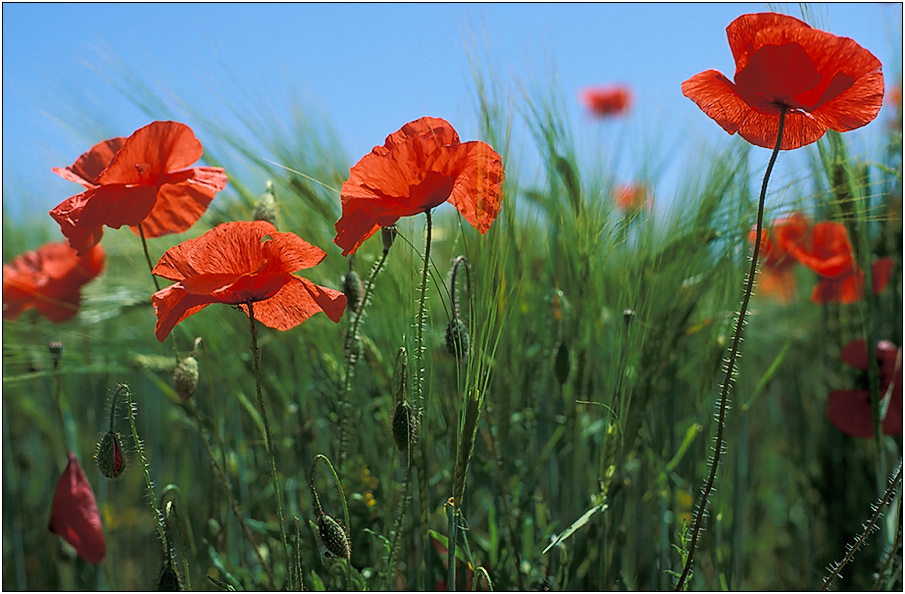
[[2, 50, 903, 591]]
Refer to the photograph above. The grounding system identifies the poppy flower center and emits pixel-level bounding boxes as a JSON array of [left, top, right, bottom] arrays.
[[412, 171, 456, 211], [734, 43, 823, 113]]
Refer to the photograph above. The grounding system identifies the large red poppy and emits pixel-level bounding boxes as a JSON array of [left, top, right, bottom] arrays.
[[579, 85, 633, 118], [750, 214, 803, 302], [682, 12, 884, 150], [826, 339, 902, 437], [50, 121, 228, 256], [333, 117, 504, 256], [152, 221, 347, 341], [49, 453, 106, 564], [3, 241, 105, 322]]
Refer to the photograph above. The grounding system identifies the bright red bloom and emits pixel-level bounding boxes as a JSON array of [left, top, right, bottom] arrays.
[[812, 257, 895, 304], [152, 221, 347, 341], [333, 117, 504, 256], [3, 241, 105, 322], [49, 453, 106, 564], [579, 85, 633, 118], [682, 12, 884, 150], [750, 214, 804, 302], [826, 340, 902, 437], [614, 183, 651, 212], [50, 121, 228, 256]]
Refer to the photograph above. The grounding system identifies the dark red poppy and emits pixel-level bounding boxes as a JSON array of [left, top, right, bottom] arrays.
[[152, 220, 347, 341], [826, 339, 902, 437], [579, 85, 633, 118], [3, 241, 105, 322], [614, 182, 651, 212], [333, 117, 504, 256], [50, 121, 228, 256], [49, 452, 106, 564], [772, 217, 894, 304], [682, 12, 884, 150], [750, 214, 805, 302]]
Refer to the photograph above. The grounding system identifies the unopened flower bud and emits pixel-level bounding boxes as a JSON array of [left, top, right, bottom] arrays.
[[342, 270, 364, 313], [48, 341, 64, 369], [253, 180, 278, 227], [382, 226, 397, 252], [317, 513, 351, 561], [96, 431, 126, 479], [445, 317, 470, 361], [554, 342, 571, 385], [392, 400, 417, 452], [173, 357, 199, 403]]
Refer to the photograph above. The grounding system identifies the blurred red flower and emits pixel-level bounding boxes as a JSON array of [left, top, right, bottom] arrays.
[[49, 453, 106, 564], [826, 339, 902, 437], [614, 182, 651, 212], [3, 241, 105, 322], [50, 121, 228, 256], [682, 12, 884, 150], [333, 117, 504, 256], [152, 221, 347, 341], [772, 218, 894, 304], [579, 85, 632, 118], [750, 214, 805, 302]]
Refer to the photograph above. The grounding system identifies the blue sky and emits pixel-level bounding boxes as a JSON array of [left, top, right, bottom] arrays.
[[2, 3, 902, 232]]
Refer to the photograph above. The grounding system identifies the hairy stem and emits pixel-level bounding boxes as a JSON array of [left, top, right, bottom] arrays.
[[415, 210, 434, 588]]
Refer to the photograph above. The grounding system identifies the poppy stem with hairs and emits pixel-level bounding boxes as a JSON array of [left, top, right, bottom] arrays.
[[675, 106, 787, 591], [416, 209, 434, 587], [246, 300, 291, 576]]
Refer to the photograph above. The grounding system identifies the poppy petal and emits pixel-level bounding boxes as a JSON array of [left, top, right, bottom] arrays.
[[152, 284, 216, 342], [240, 276, 347, 331], [49, 453, 106, 564], [812, 271, 861, 304], [96, 121, 204, 185], [52, 137, 128, 187], [840, 339, 870, 370], [826, 389, 875, 438], [872, 258, 895, 294], [131, 167, 228, 238], [445, 141, 505, 233]]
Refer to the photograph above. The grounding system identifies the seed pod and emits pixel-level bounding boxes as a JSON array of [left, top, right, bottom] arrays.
[[554, 342, 571, 385], [173, 357, 199, 403], [392, 400, 417, 452], [318, 513, 351, 561], [445, 317, 470, 361], [342, 270, 364, 313], [381, 225, 397, 252], [96, 431, 126, 479], [48, 341, 64, 369]]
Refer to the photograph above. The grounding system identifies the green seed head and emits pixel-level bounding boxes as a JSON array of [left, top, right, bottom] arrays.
[[173, 356, 199, 403], [318, 513, 351, 561]]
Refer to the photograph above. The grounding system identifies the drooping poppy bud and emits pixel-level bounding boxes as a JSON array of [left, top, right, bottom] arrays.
[[445, 317, 470, 361], [172, 356, 199, 403], [342, 269, 364, 313], [49, 452, 106, 564], [317, 513, 351, 561], [155, 558, 182, 591], [382, 225, 397, 253], [96, 431, 126, 479], [554, 342, 571, 385], [392, 400, 417, 452]]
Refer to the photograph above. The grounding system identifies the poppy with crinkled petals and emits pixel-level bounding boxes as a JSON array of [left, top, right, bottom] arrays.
[[50, 121, 228, 256], [826, 340, 902, 437], [579, 85, 633, 118], [333, 117, 504, 256], [152, 221, 347, 342], [749, 214, 804, 302], [682, 12, 884, 150], [3, 241, 105, 322], [49, 453, 106, 564]]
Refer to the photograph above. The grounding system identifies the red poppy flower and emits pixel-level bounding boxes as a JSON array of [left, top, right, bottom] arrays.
[[50, 121, 228, 256], [152, 220, 347, 341], [333, 117, 504, 256], [750, 214, 804, 302], [812, 257, 895, 304], [826, 339, 902, 437], [682, 12, 884, 150], [49, 453, 106, 564], [614, 182, 652, 212], [3, 241, 105, 322], [579, 85, 633, 118]]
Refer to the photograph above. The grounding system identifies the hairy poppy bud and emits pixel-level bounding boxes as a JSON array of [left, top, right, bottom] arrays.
[[445, 317, 470, 361], [392, 400, 417, 452], [253, 181, 278, 227], [318, 513, 351, 561], [173, 356, 199, 403], [48, 341, 64, 369], [96, 431, 126, 479], [623, 308, 635, 327], [554, 342, 571, 385], [342, 270, 364, 313], [155, 558, 182, 591], [382, 226, 397, 253]]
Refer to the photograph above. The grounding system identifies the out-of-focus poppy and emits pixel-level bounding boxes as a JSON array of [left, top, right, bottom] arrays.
[[3, 241, 105, 322], [50, 121, 228, 256], [333, 117, 504, 256], [682, 12, 884, 150], [750, 214, 805, 302], [49, 453, 106, 564], [579, 85, 633, 118], [772, 218, 894, 304], [152, 221, 346, 341], [827, 339, 902, 437], [614, 182, 651, 212]]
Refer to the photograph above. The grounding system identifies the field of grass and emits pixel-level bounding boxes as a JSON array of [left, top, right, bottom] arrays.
[[3, 25, 903, 592]]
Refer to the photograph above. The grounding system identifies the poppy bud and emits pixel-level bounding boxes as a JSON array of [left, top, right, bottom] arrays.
[[96, 431, 126, 479], [382, 226, 397, 252], [49, 453, 106, 564], [342, 270, 364, 313], [155, 558, 182, 591], [623, 308, 635, 327], [173, 356, 199, 403], [317, 513, 351, 561], [392, 400, 417, 452], [554, 342, 571, 385], [445, 317, 470, 361], [48, 341, 64, 369], [253, 181, 278, 227]]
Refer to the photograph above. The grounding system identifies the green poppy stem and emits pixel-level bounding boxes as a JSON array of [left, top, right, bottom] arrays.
[[138, 223, 180, 364], [246, 301, 291, 580], [415, 210, 434, 589], [674, 107, 787, 591]]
